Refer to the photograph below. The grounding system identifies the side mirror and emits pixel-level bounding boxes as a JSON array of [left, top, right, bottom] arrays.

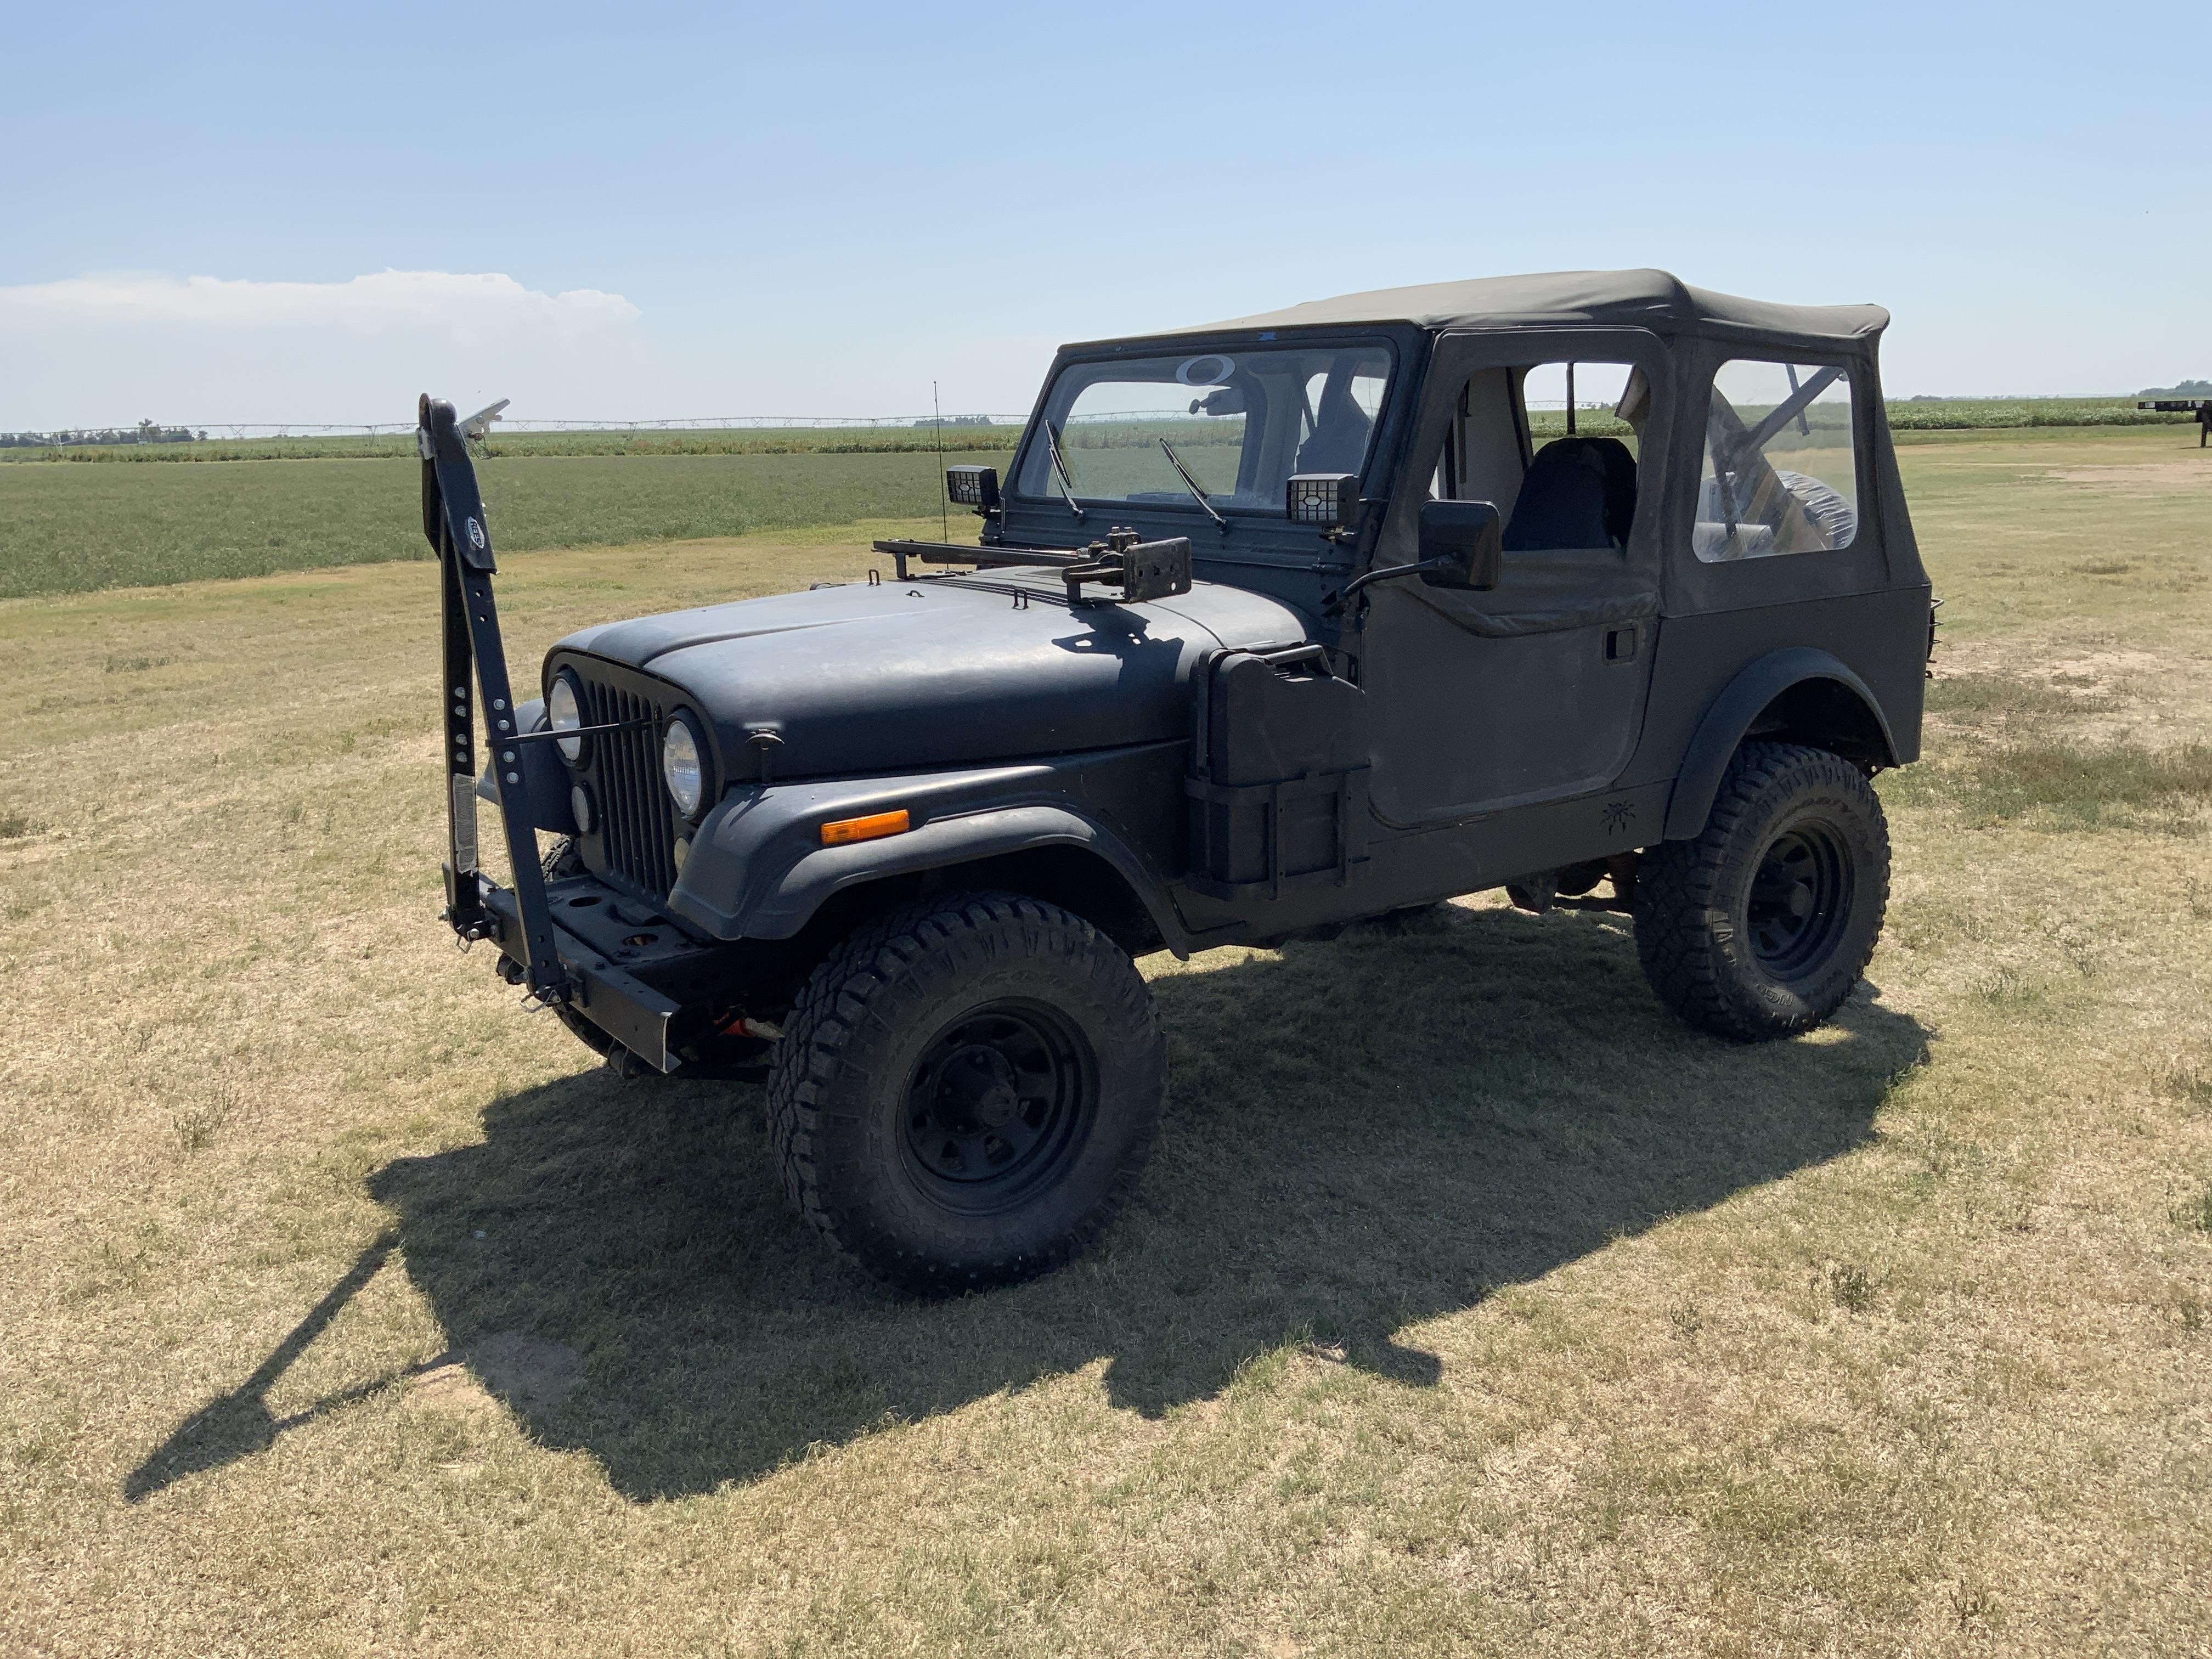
[[1417, 500, 1503, 591], [946, 465, 1001, 516]]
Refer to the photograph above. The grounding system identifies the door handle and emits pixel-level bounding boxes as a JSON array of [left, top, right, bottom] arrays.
[[1604, 624, 1640, 663]]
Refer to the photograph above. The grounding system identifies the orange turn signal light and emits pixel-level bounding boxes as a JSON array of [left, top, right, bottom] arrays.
[[820, 808, 911, 847]]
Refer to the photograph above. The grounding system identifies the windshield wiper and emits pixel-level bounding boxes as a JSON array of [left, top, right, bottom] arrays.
[[1156, 437, 1228, 531], [1042, 421, 1085, 521]]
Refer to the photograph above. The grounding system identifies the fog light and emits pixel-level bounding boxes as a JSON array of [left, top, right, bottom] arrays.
[[945, 465, 1000, 514], [1286, 473, 1359, 528], [570, 783, 596, 835]]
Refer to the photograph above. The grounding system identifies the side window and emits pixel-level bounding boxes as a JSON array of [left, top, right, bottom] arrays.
[[1431, 359, 1645, 555], [1696, 360, 1858, 561]]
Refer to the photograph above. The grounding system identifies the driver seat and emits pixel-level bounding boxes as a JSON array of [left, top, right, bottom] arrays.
[[1503, 437, 1638, 551]]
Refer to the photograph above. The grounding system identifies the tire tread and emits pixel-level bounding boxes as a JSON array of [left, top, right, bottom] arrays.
[[1636, 742, 1890, 1041], [766, 891, 1161, 1293]]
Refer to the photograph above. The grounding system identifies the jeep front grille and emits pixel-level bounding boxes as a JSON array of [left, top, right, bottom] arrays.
[[579, 677, 679, 899]]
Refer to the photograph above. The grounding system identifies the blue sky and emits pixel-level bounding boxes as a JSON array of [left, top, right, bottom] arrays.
[[3, 1, 2206, 426]]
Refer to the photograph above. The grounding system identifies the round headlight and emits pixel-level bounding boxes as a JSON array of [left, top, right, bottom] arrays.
[[548, 673, 584, 763], [661, 713, 708, 820]]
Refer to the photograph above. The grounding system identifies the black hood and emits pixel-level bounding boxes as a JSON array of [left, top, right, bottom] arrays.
[[548, 568, 1312, 780]]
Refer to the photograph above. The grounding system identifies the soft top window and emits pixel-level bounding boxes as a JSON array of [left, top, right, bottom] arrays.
[[1430, 359, 1645, 556], [1018, 342, 1392, 515], [1695, 360, 1859, 562]]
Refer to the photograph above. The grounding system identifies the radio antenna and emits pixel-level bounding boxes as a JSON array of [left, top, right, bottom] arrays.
[[934, 381, 947, 541]]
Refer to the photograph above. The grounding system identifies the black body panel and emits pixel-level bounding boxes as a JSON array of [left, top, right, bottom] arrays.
[[433, 269, 1932, 1057], [1623, 586, 1932, 794], [551, 571, 1312, 788]]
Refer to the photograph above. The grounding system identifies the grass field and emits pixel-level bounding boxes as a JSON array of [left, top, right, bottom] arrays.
[[2, 428, 2211, 1655], [0, 400, 2189, 466], [0, 407, 2199, 602], [0, 449, 1013, 597], [0, 427, 1025, 464]]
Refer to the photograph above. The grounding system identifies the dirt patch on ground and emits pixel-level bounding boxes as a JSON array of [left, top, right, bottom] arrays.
[[2041, 459, 2212, 490], [1934, 641, 2162, 685], [1923, 648, 2181, 747], [403, 1331, 583, 1417]]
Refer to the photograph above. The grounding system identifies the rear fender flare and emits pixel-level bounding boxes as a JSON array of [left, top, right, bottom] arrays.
[[1661, 647, 1898, 841]]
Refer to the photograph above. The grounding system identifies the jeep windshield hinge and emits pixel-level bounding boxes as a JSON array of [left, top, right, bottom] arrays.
[[417, 393, 571, 1003]]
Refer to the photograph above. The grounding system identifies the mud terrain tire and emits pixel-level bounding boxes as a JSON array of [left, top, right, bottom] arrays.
[[1635, 742, 1889, 1041], [768, 891, 1165, 1295]]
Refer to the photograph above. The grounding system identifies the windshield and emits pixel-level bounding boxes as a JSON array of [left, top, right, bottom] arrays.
[[1018, 341, 1393, 515]]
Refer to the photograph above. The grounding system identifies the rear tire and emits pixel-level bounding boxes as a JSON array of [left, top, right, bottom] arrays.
[[1635, 743, 1889, 1041], [768, 891, 1165, 1295]]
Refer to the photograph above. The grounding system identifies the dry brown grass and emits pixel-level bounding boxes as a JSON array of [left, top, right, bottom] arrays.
[[3, 436, 2211, 1656]]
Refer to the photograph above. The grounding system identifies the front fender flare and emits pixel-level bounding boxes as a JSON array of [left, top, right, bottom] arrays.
[[663, 759, 1189, 951], [1661, 647, 1898, 841]]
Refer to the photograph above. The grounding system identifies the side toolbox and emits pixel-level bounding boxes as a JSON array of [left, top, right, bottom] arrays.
[[1185, 645, 1370, 900]]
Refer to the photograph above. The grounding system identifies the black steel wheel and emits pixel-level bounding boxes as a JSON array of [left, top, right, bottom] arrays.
[[901, 1002, 1097, 1212], [1635, 742, 1890, 1041], [1746, 823, 1855, 977], [768, 891, 1164, 1294]]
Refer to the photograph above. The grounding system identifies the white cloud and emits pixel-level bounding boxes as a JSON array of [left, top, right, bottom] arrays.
[[0, 269, 637, 331], [0, 269, 649, 428]]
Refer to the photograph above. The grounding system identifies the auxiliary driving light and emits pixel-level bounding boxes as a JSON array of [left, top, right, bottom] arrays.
[[549, 672, 585, 762], [661, 712, 710, 821], [945, 465, 1000, 514], [1286, 473, 1359, 529]]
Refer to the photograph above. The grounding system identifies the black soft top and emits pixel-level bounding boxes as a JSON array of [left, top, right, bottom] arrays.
[[1138, 268, 1887, 351]]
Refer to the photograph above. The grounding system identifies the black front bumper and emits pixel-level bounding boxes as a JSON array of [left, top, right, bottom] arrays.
[[478, 877, 686, 1071]]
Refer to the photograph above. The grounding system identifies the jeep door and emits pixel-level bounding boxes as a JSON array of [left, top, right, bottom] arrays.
[[1356, 329, 1669, 825]]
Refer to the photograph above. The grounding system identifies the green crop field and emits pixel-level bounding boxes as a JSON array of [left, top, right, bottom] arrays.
[[0, 425, 1026, 464], [0, 398, 2188, 470], [2, 425, 2210, 1655], [1883, 397, 2193, 430], [0, 448, 1015, 598], [2, 401, 2198, 604]]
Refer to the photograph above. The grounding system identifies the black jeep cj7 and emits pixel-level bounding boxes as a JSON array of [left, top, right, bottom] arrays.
[[421, 269, 1931, 1294]]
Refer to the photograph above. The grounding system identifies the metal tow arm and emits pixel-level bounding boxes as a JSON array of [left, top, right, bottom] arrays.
[[417, 394, 569, 1001]]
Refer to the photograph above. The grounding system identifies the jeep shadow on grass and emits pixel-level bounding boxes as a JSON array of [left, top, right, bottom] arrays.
[[128, 903, 1926, 1503]]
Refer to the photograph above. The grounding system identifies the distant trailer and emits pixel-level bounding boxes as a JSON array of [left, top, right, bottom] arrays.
[[2138, 399, 2210, 411]]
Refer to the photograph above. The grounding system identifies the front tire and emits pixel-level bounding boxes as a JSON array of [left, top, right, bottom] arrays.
[[768, 892, 1166, 1294], [1635, 743, 1890, 1041]]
